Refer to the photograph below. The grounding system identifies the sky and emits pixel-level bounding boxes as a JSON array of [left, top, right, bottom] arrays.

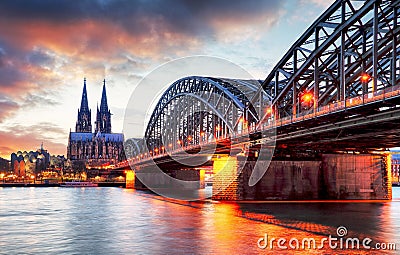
[[0, 0, 334, 159]]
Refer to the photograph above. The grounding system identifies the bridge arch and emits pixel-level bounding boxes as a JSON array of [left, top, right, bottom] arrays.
[[144, 76, 268, 152]]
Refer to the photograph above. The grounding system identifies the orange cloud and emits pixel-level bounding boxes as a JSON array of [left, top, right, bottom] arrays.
[[0, 131, 66, 160]]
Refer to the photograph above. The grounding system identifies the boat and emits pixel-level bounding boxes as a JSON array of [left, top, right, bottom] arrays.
[[60, 181, 98, 187]]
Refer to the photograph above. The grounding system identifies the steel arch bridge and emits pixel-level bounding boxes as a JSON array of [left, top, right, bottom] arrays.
[[261, 0, 399, 119], [144, 77, 269, 154], [121, 0, 400, 165]]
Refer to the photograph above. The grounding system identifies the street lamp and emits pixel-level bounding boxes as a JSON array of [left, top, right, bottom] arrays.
[[300, 91, 314, 109], [360, 73, 371, 103], [360, 73, 371, 83]]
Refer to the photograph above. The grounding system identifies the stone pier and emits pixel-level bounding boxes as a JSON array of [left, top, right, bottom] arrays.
[[212, 153, 392, 200]]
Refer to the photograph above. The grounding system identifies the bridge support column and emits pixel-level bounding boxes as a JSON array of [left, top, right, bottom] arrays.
[[125, 170, 135, 189], [212, 153, 392, 201], [212, 155, 240, 200]]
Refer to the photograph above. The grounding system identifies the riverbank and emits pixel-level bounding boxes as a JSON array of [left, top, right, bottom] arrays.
[[0, 182, 126, 188]]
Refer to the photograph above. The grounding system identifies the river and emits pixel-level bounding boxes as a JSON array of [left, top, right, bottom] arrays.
[[0, 186, 399, 254]]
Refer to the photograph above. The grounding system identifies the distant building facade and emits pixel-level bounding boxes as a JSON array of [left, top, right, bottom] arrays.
[[0, 157, 10, 173], [10, 144, 50, 176], [67, 79, 125, 167]]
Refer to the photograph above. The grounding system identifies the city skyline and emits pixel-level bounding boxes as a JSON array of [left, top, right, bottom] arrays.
[[0, 0, 332, 159]]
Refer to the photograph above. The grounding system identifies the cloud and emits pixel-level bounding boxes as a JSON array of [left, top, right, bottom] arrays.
[[0, 122, 68, 159], [302, 0, 335, 7], [0, 0, 290, 157], [0, 94, 19, 122], [0, 0, 287, 57]]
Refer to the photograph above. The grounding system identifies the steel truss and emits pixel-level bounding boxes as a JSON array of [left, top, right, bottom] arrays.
[[261, 0, 399, 118], [144, 77, 268, 153]]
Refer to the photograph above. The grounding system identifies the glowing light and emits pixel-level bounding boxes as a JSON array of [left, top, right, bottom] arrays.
[[215, 125, 221, 131], [360, 73, 371, 83], [177, 140, 182, 145], [154, 148, 159, 153], [188, 136, 193, 141], [200, 131, 205, 137], [301, 92, 313, 104], [126, 170, 135, 189], [168, 143, 173, 147]]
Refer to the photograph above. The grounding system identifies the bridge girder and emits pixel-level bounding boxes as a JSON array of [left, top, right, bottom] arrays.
[[261, 0, 399, 119]]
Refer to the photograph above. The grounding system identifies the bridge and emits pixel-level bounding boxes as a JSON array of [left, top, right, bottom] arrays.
[[120, 0, 399, 201]]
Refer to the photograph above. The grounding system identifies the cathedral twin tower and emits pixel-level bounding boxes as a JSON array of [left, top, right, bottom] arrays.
[[76, 78, 112, 134], [67, 78, 125, 164]]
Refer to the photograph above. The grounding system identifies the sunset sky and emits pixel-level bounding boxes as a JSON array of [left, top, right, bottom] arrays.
[[0, 0, 333, 159]]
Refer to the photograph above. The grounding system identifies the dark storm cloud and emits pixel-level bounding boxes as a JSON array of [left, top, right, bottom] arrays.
[[0, 0, 285, 36]]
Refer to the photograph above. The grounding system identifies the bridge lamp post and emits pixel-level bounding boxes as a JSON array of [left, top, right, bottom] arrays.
[[215, 125, 221, 139], [360, 73, 371, 83], [239, 117, 248, 133], [360, 73, 371, 102], [200, 131, 205, 143], [300, 91, 314, 110]]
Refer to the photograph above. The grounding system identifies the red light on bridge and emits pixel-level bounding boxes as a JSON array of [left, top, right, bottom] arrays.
[[301, 92, 313, 104], [360, 73, 371, 83], [188, 136, 193, 141], [200, 131, 205, 137], [154, 148, 159, 153]]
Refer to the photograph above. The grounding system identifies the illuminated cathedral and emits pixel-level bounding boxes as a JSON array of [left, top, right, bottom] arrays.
[[67, 79, 125, 166]]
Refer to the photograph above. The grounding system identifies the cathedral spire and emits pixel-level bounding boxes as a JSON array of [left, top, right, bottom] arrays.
[[76, 78, 92, 133], [96, 79, 112, 133], [80, 78, 90, 113], [100, 79, 108, 113]]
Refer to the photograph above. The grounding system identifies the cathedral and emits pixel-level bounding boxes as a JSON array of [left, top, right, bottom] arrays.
[[67, 79, 125, 166]]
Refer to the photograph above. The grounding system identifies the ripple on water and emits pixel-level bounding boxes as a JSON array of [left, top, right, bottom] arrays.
[[0, 187, 399, 254]]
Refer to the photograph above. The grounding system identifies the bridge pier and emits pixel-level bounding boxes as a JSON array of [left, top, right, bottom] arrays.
[[212, 153, 392, 201]]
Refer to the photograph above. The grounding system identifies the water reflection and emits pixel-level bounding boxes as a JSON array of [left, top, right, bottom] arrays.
[[0, 187, 398, 254]]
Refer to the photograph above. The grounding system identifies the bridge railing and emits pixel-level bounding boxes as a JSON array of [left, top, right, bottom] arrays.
[[273, 84, 400, 128]]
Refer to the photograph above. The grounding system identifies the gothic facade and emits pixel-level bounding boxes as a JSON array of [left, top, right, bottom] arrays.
[[67, 79, 125, 166]]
